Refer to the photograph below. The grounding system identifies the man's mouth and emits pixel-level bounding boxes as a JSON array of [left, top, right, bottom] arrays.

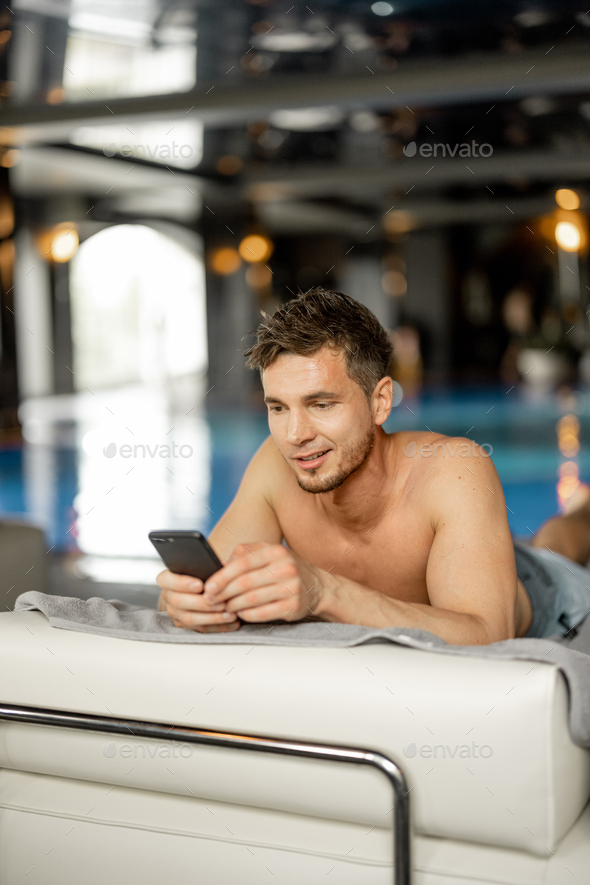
[[295, 450, 330, 469]]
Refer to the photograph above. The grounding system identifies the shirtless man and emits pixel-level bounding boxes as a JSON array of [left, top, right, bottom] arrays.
[[157, 288, 590, 645]]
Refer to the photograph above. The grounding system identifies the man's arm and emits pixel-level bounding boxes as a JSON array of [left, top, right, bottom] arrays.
[[204, 442, 518, 645], [156, 437, 283, 630], [207, 436, 284, 560]]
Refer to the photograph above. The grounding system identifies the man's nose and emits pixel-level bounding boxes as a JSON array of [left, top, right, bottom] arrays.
[[285, 410, 315, 445]]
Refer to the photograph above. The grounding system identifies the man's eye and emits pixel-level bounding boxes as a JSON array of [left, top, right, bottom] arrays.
[[315, 403, 333, 410], [270, 406, 284, 412]]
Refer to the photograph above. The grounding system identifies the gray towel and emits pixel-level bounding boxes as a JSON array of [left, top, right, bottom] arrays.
[[14, 591, 590, 749]]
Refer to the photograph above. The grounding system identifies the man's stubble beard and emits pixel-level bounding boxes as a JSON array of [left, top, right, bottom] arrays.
[[295, 424, 376, 494]]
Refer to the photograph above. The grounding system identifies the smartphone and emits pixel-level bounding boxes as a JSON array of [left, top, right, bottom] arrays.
[[149, 530, 223, 582]]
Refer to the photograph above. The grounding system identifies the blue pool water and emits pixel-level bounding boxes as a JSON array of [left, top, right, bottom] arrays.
[[1, 384, 587, 554]]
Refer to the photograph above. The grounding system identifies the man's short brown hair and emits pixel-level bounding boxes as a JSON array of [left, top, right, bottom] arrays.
[[245, 288, 393, 400]]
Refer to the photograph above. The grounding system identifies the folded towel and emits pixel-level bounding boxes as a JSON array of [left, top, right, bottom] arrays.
[[14, 590, 590, 748]]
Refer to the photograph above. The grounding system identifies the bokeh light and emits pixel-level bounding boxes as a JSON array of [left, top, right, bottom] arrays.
[[371, 2, 394, 15], [555, 221, 581, 252], [0, 196, 14, 238], [382, 269, 407, 297], [215, 155, 244, 176], [238, 234, 273, 263], [38, 224, 79, 263], [52, 228, 79, 263], [46, 86, 65, 104], [557, 414, 580, 458], [557, 461, 580, 508], [0, 148, 20, 168], [555, 189, 580, 211], [556, 414, 581, 509], [246, 263, 272, 288], [209, 246, 241, 275]]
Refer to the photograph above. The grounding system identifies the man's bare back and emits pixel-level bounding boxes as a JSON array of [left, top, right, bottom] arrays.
[[158, 341, 532, 645]]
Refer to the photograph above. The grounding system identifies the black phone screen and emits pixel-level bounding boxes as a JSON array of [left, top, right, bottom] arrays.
[[149, 530, 223, 582]]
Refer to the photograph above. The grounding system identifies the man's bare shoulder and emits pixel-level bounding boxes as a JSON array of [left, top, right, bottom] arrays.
[[394, 430, 493, 467], [393, 429, 449, 456], [394, 428, 501, 498]]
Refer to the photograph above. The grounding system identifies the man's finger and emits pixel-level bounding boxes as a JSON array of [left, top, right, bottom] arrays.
[[162, 588, 225, 612], [165, 606, 237, 627], [193, 621, 242, 634], [237, 600, 295, 623], [156, 570, 204, 594], [205, 547, 295, 596], [205, 546, 288, 594], [169, 615, 241, 634], [223, 583, 293, 613], [205, 564, 297, 604]]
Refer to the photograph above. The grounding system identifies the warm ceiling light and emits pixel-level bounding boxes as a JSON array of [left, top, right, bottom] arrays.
[[210, 247, 241, 275], [0, 148, 20, 168], [384, 210, 417, 236], [38, 223, 79, 262], [46, 86, 65, 105], [382, 270, 407, 297], [0, 30, 11, 45], [215, 155, 243, 176], [0, 238, 14, 291], [555, 188, 580, 211], [0, 196, 14, 239], [555, 221, 581, 252], [246, 264, 272, 288], [50, 226, 79, 262], [239, 234, 273, 263]]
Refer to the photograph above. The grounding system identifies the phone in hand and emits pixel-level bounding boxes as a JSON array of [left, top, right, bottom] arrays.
[[149, 530, 223, 582]]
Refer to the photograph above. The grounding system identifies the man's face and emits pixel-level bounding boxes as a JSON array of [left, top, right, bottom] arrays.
[[262, 347, 375, 494]]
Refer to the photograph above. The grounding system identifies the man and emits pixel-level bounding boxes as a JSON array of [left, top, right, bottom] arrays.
[[157, 288, 590, 645]]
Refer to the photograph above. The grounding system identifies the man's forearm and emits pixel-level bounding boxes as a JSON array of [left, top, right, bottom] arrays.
[[314, 573, 503, 646]]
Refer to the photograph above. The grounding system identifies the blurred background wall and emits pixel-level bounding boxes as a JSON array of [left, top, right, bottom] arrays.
[[0, 0, 590, 597]]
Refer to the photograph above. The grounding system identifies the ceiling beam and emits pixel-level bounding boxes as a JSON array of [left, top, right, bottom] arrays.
[[244, 146, 590, 202], [258, 194, 559, 236], [1, 44, 589, 143]]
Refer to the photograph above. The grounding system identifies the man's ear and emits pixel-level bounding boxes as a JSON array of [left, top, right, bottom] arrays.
[[371, 376, 394, 426]]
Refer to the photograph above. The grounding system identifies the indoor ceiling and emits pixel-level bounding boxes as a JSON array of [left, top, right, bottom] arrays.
[[3, 0, 590, 235]]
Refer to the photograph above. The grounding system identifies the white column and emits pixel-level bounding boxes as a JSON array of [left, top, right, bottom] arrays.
[[13, 228, 55, 398]]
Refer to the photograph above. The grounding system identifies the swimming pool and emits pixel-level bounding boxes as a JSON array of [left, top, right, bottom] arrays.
[[0, 384, 586, 555], [386, 385, 590, 541]]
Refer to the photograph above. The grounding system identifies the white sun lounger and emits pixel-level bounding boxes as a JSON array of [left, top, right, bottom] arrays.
[[0, 610, 589, 884]]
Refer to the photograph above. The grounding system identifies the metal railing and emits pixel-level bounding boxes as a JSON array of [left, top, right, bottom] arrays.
[[0, 702, 411, 884]]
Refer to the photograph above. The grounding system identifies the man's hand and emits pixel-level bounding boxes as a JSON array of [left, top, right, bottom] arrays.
[[202, 541, 322, 623], [156, 571, 241, 633]]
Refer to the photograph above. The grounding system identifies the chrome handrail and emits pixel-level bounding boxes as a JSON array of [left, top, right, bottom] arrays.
[[0, 703, 411, 884]]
